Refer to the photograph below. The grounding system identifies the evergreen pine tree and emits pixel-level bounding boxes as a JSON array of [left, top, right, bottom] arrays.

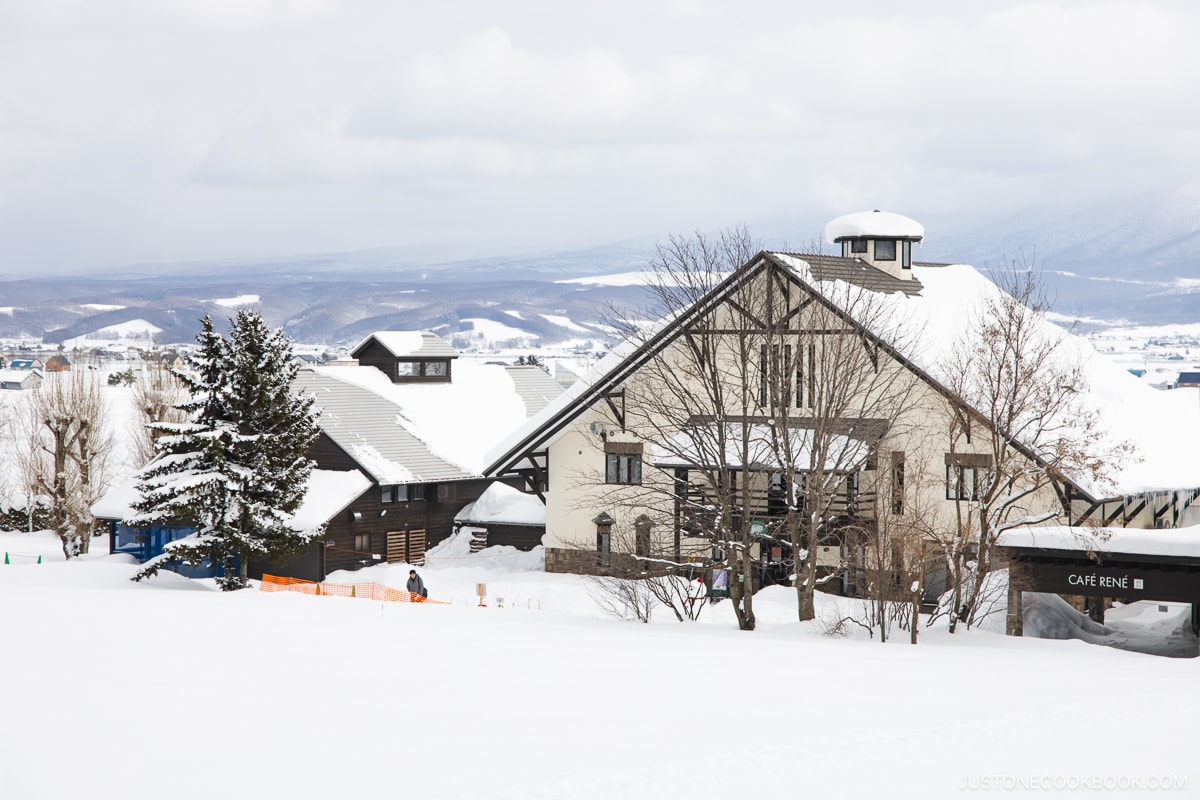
[[131, 312, 319, 589]]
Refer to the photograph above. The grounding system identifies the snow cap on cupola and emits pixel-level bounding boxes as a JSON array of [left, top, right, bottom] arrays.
[[825, 209, 924, 281]]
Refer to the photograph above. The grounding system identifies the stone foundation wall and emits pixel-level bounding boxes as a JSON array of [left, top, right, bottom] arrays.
[[544, 547, 653, 576]]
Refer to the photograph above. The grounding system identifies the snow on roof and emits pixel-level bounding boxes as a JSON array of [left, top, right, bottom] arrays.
[[824, 210, 925, 244], [491, 249, 1200, 498], [91, 468, 371, 533], [306, 362, 533, 476], [91, 475, 142, 520], [454, 482, 546, 526], [484, 326, 652, 471], [0, 369, 39, 384], [351, 331, 459, 359], [289, 470, 373, 532], [774, 254, 1200, 497], [998, 525, 1200, 559], [503, 365, 566, 417]]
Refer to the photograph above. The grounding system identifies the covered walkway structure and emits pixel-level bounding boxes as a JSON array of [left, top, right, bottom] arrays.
[[998, 526, 1200, 638]]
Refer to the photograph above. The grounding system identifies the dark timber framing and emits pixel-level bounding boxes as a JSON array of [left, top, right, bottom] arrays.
[[486, 252, 1105, 520]]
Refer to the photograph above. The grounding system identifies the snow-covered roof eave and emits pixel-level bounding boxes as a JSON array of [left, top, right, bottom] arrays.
[[91, 469, 372, 532], [824, 210, 925, 244], [453, 482, 546, 526], [998, 524, 1200, 560]]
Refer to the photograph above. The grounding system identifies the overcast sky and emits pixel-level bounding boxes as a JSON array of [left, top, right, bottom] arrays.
[[3, 1, 1199, 275]]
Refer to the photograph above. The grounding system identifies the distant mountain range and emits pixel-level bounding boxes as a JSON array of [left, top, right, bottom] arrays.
[[3, 192, 1199, 348]]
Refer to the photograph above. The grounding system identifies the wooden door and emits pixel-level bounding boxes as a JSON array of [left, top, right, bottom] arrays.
[[386, 529, 427, 566]]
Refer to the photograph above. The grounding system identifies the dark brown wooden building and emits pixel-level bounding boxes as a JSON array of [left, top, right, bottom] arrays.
[[287, 336, 562, 578], [95, 332, 562, 582]]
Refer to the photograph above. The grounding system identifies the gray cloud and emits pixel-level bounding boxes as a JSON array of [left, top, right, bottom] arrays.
[[2, 1, 1199, 274]]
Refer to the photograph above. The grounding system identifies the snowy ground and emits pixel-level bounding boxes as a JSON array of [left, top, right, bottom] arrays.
[[1, 530, 1195, 799]]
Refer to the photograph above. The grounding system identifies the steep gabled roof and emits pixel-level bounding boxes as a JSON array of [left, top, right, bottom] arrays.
[[485, 251, 1200, 500], [295, 368, 476, 484], [485, 254, 776, 476], [299, 359, 560, 482], [351, 331, 459, 360], [0, 368, 40, 386], [503, 364, 567, 417]]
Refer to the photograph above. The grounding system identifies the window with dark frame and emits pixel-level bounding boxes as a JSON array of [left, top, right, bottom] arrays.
[[846, 471, 860, 513], [891, 451, 905, 514], [605, 442, 643, 485], [759, 344, 767, 407], [634, 515, 653, 558], [946, 464, 987, 501], [606, 453, 642, 484], [944, 454, 993, 501], [383, 485, 415, 503], [759, 343, 794, 408], [851, 239, 868, 254], [875, 239, 897, 261], [354, 532, 371, 552], [395, 359, 450, 379], [805, 343, 815, 407], [901, 240, 912, 269]]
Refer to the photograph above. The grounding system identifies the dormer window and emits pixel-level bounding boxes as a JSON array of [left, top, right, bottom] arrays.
[[850, 239, 868, 254], [902, 240, 912, 269], [351, 331, 460, 384], [395, 359, 451, 382], [874, 239, 897, 261]]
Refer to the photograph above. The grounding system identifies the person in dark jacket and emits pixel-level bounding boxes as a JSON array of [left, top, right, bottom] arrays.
[[407, 569, 428, 598]]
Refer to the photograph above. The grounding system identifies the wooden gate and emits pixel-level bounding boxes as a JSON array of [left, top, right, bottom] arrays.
[[386, 529, 427, 566]]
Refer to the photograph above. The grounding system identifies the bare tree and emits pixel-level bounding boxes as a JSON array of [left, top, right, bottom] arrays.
[[939, 259, 1130, 632], [587, 573, 657, 623], [129, 360, 188, 466], [580, 528, 710, 623], [853, 447, 938, 643], [16, 371, 114, 557], [586, 229, 920, 629], [594, 226, 767, 630], [753, 268, 922, 622]]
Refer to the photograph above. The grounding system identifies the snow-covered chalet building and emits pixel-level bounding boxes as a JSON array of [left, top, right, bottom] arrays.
[[95, 332, 561, 580], [485, 211, 1200, 601], [291, 332, 561, 576]]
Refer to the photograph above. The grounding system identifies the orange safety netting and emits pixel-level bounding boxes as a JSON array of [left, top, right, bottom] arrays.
[[259, 574, 448, 604]]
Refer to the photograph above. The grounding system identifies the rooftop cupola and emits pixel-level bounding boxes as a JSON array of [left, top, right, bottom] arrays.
[[825, 210, 924, 280]]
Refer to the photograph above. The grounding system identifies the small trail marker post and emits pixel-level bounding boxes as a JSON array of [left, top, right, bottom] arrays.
[[476, 582, 487, 607]]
